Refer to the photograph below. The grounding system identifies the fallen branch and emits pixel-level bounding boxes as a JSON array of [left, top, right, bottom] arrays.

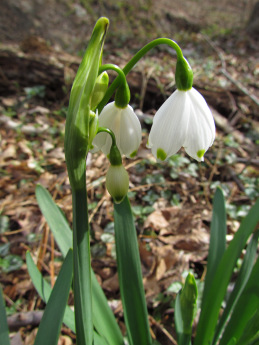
[[7, 311, 43, 331]]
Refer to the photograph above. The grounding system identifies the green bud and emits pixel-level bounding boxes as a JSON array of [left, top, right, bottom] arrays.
[[89, 110, 99, 148], [90, 71, 109, 110], [106, 164, 129, 204], [180, 273, 198, 334], [64, 17, 109, 190], [175, 55, 193, 91], [114, 82, 130, 108]]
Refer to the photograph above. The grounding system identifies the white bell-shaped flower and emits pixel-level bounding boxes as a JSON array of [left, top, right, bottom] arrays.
[[92, 101, 141, 158], [147, 88, 215, 162]]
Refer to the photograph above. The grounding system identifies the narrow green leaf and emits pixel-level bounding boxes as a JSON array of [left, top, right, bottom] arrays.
[[203, 187, 226, 303], [34, 249, 73, 345], [213, 230, 259, 344], [219, 254, 259, 345], [237, 309, 259, 345], [114, 196, 152, 345], [36, 184, 72, 257], [92, 270, 124, 345], [0, 286, 11, 345], [72, 188, 93, 345], [35, 184, 123, 345], [194, 197, 259, 345], [26, 252, 110, 345], [247, 334, 259, 345], [26, 251, 75, 332]]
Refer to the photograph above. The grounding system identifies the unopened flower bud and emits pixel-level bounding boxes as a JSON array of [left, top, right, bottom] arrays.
[[89, 110, 99, 148], [90, 71, 109, 110], [180, 273, 198, 334], [106, 164, 129, 204]]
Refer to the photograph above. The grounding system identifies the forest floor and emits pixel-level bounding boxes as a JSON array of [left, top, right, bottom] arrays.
[[0, 0, 259, 344]]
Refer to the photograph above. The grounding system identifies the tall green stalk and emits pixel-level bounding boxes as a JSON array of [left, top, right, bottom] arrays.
[[72, 186, 92, 344], [64, 17, 109, 345]]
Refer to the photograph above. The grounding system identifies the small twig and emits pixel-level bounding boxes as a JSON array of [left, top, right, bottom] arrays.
[[202, 34, 259, 108], [149, 315, 178, 345], [7, 311, 43, 331], [236, 157, 259, 167]]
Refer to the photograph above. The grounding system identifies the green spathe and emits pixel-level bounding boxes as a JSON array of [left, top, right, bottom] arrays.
[[64, 17, 109, 190]]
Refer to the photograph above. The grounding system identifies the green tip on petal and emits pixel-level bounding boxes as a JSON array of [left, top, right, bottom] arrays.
[[130, 150, 137, 158], [197, 149, 205, 159], [157, 148, 167, 161]]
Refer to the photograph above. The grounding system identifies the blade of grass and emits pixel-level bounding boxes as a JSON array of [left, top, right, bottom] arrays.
[[213, 230, 259, 344], [194, 197, 259, 345], [202, 187, 226, 303], [34, 249, 73, 345], [114, 196, 152, 345], [0, 286, 11, 345], [35, 184, 123, 345]]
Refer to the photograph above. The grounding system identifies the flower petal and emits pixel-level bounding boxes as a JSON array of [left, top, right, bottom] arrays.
[[92, 102, 142, 157], [116, 104, 142, 157], [183, 88, 215, 161], [148, 90, 190, 160]]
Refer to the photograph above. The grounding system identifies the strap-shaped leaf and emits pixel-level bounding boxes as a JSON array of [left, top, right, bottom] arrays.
[[219, 253, 259, 345], [114, 196, 152, 345], [194, 197, 259, 345], [202, 187, 226, 303], [0, 286, 11, 345], [34, 249, 73, 345], [26, 252, 110, 345], [26, 251, 75, 331], [213, 230, 259, 344], [36, 184, 72, 257]]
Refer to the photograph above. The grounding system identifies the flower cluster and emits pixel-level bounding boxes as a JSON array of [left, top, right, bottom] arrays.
[[93, 87, 215, 163], [91, 54, 216, 203]]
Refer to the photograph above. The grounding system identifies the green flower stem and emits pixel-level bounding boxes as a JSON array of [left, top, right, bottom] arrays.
[[97, 126, 116, 146], [99, 64, 127, 88], [98, 38, 183, 112], [97, 127, 122, 166], [72, 185, 93, 345], [98, 64, 130, 107]]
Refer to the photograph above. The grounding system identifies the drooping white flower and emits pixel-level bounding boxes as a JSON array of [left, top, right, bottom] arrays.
[[92, 101, 142, 158], [147, 88, 215, 162]]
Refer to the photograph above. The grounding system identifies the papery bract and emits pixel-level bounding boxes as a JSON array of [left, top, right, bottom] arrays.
[[148, 88, 215, 162], [92, 101, 141, 158]]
